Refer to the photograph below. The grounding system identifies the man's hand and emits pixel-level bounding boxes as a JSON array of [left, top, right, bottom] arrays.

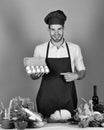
[[60, 72, 79, 82], [30, 73, 44, 80]]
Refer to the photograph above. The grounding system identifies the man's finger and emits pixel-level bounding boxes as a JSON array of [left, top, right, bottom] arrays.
[[60, 73, 70, 75], [60, 73, 66, 75]]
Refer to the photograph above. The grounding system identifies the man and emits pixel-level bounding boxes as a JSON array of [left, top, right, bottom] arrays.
[[32, 10, 86, 119]]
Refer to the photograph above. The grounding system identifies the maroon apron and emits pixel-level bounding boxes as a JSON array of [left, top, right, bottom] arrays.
[[36, 41, 77, 118]]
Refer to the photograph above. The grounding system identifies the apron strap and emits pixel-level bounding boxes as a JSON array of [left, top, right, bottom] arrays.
[[46, 41, 50, 59], [65, 41, 71, 59], [65, 41, 73, 72]]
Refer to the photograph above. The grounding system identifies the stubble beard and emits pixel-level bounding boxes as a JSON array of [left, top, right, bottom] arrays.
[[51, 35, 63, 43]]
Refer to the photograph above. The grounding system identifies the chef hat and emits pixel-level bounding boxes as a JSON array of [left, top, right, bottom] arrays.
[[44, 10, 67, 25]]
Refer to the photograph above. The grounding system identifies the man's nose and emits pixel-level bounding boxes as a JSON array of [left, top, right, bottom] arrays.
[[55, 30, 59, 34]]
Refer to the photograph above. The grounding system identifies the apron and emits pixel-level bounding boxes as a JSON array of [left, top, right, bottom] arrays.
[[36, 41, 77, 118]]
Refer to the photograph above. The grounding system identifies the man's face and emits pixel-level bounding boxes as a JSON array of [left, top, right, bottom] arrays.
[[48, 24, 64, 42]]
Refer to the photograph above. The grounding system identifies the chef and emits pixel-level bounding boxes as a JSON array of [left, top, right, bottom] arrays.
[[32, 10, 86, 119]]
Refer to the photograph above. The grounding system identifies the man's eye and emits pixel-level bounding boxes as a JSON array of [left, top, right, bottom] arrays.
[[58, 28, 62, 31], [51, 29, 55, 31]]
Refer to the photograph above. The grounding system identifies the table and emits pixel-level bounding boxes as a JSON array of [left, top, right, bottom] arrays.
[[0, 123, 103, 130]]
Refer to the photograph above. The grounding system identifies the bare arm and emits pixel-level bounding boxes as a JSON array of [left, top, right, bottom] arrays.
[[60, 70, 86, 82], [76, 69, 86, 80]]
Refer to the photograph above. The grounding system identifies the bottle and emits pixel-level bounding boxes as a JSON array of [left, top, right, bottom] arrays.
[[92, 85, 99, 106]]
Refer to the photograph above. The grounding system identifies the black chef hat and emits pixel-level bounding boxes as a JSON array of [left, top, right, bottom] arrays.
[[44, 10, 67, 25]]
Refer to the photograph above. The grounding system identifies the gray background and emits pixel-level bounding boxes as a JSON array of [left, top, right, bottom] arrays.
[[0, 0, 104, 109]]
